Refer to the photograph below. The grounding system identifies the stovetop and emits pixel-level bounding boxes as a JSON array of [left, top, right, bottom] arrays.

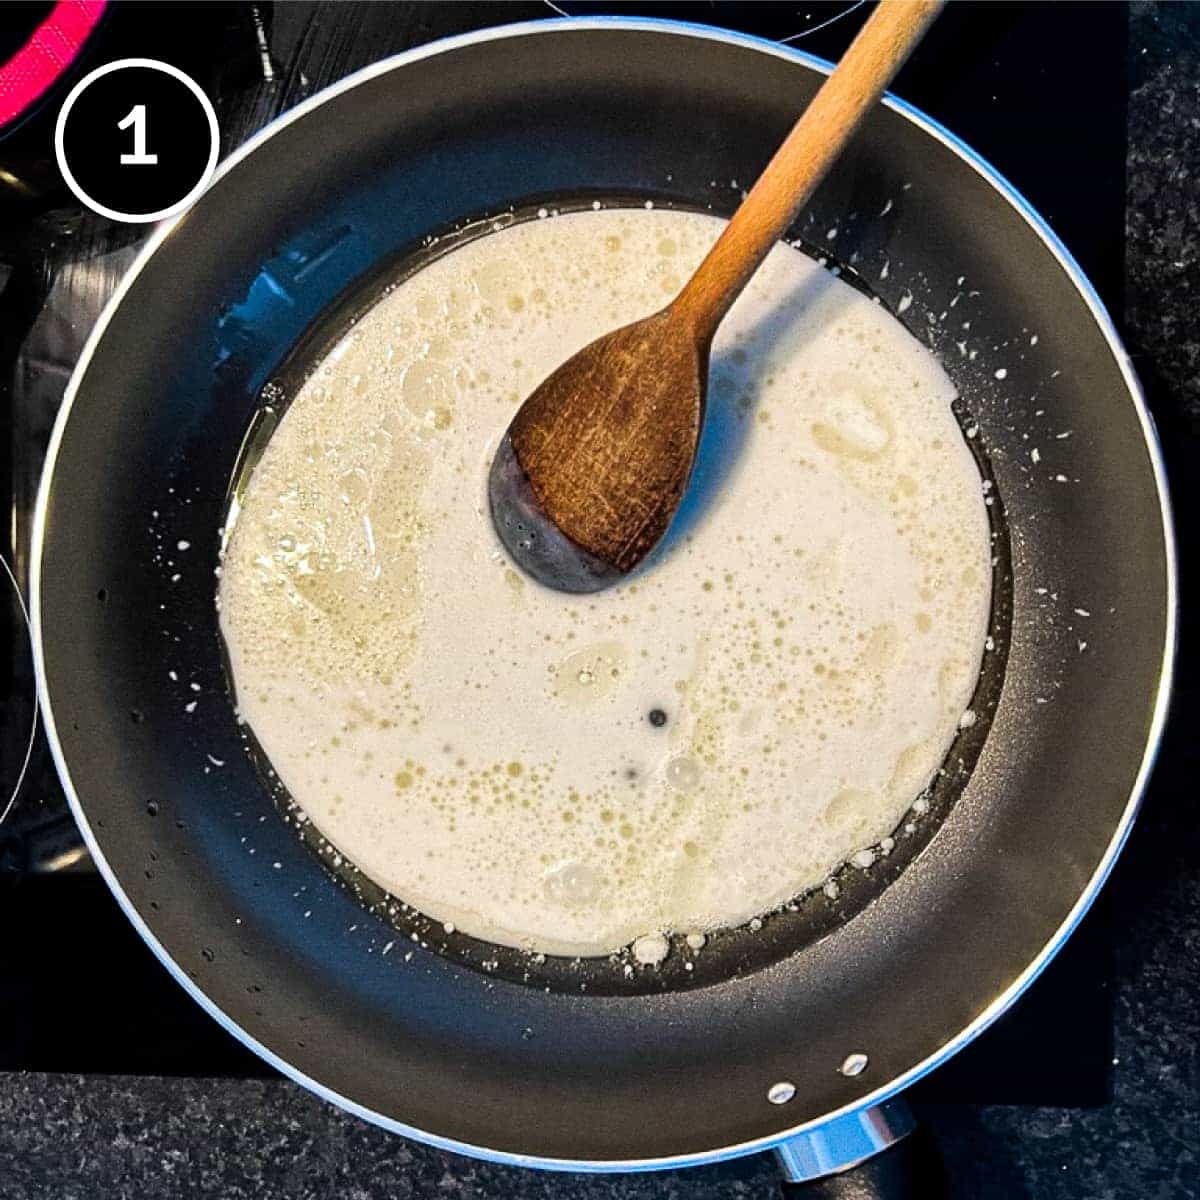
[[0, 0, 1125, 1099]]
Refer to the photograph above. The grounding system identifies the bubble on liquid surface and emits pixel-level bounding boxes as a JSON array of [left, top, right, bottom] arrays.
[[543, 861, 602, 908], [632, 932, 670, 966], [665, 756, 701, 792], [553, 641, 628, 705]]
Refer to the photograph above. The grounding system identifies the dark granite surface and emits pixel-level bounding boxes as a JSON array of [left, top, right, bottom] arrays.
[[1, 3, 1197, 1197]]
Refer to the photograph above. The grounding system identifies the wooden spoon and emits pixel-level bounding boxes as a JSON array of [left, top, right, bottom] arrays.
[[489, 0, 943, 593]]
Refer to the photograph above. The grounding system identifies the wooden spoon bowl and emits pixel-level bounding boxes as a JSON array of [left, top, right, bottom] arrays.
[[489, 0, 943, 593]]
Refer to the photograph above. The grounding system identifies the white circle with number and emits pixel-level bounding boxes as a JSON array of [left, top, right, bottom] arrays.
[[54, 57, 219, 225]]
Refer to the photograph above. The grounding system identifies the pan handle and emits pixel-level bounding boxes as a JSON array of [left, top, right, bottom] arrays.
[[774, 1100, 946, 1198]]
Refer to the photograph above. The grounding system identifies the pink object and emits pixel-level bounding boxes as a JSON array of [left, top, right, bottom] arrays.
[[0, 0, 108, 131]]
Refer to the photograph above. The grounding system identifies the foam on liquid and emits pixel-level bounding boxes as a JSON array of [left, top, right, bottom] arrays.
[[218, 209, 991, 957]]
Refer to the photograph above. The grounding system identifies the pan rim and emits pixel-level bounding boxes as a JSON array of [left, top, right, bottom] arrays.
[[30, 15, 1178, 1173]]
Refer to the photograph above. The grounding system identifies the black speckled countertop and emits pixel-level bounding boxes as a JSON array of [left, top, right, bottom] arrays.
[[1, 3, 1197, 1197]]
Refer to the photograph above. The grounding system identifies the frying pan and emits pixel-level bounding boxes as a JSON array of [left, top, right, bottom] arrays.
[[31, 17, 1175, 1194]]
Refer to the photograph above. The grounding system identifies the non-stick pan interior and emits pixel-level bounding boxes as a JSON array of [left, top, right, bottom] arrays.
[[223, 189, 1013, 999], [35, 23, 1172, 1166]]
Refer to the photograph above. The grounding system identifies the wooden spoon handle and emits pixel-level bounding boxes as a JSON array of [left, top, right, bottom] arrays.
[[672, 0, 944, 341]]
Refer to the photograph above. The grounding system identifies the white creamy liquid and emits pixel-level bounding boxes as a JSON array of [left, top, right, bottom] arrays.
[[218, 208, 991, 958]]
